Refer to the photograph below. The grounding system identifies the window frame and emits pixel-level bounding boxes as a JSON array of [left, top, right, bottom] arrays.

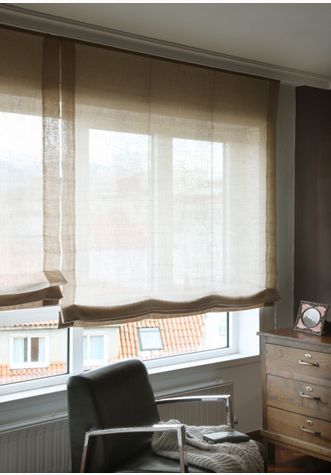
[[138, 327, 164, 351], [143, 311, 238, 370], [83, 331, 106, 367], [9, 333, 49, 369], [0, 306, 243, 396], [0, 306, 70, 395]]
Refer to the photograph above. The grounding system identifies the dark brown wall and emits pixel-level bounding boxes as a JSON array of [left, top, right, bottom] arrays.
[[294, 86, 331, 315]]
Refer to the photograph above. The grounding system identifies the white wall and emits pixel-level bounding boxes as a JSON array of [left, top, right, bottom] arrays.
[[0, 332, 9, 364]]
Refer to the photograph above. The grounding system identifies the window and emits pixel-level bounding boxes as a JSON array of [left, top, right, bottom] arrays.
[[74, 125, 227, 309], [202, 313, 229, 350], [11, 336, 47, 368], [0, 30, 274, 393], [75, 127, 226, 312], [138, 328, 163, 351], [83, 333, 106, 369], [82, 311, 233, 368], [0, 306, 260, 391], [0, 307, 68, 386], [62, 44, 278, 326]]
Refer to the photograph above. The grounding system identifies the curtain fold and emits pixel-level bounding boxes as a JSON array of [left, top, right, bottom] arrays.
[[0, 28, 64, 309], [60, 39, 76, 310], [59, 43, 280, 326], [0, 270, 66, 308]]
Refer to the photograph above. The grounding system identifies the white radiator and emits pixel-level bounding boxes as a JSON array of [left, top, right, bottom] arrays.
[[0, 382, 233, 473], [0, 418, 71, 473], [157, 381, 234, 426]]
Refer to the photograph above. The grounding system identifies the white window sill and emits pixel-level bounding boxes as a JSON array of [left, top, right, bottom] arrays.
[[148, 352, 260, 376], [0, 383, 67, 405]]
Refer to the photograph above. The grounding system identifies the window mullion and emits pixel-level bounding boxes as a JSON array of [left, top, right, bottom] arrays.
[[27, 337, 31, 364], [70, 327, 84, 375], [87, 335, 91, 361]]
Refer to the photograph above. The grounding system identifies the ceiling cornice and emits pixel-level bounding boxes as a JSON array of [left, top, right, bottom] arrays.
[[1, 4, 330, 89]]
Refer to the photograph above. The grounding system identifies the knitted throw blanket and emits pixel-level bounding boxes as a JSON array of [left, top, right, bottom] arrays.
[[151, 421, 264, 473]]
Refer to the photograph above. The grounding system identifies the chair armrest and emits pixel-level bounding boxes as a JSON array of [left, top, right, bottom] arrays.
[[80, 423, 188, 473], [156, 394, 234, 429]]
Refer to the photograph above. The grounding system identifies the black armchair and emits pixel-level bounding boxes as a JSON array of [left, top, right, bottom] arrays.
[[67, 359, 234, 473]]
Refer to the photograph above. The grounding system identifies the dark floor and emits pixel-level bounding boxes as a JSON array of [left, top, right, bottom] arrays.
[[267, 446, 331, 473]]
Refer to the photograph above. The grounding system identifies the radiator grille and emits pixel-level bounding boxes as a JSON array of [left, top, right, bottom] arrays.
[[0, 383, 233, 472], [157, 382, 234, 426], [0, 418, 70, 473]]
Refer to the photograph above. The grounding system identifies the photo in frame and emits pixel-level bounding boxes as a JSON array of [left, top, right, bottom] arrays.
[[294, 300, 329, 336]]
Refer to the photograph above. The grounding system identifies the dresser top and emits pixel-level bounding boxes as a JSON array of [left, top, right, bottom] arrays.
[[258, 327, 331, 346]]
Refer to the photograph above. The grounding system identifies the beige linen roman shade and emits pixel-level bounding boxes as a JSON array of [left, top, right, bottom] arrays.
[[0, 28, 279, 323], [0, 28, 65, 308], [59, 41, 280, 326]]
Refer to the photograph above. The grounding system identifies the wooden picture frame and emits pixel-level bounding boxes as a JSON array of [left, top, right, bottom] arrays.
[[294, 300, 329, 336]]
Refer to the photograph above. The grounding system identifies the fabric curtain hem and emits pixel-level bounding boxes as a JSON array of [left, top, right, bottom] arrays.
[[0, 270, 66, 307], [60, 288, 280, 327]]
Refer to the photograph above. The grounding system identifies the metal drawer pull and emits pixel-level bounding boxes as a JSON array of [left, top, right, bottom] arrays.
[[300, 392, 321, 401], [298, 359, 319, 367], [299, 425, 321, 436]]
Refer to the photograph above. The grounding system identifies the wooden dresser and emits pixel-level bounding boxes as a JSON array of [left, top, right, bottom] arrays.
[[259, 328, 331, 462]]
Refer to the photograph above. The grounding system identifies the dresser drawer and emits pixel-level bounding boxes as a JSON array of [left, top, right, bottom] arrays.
[[267, 406, 331, 449], [266, 344, 331, 384], [260, 330, 331, 462], [267, 374, 331, 421]]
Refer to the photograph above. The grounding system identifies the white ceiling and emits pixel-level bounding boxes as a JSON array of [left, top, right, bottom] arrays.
[[12, 3, 331, 78]]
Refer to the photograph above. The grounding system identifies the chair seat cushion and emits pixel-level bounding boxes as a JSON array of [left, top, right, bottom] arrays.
[[116, 446, 211, 473]]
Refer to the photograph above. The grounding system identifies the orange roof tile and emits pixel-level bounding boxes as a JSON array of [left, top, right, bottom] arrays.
[[117, 315, 204, 360], [0, 320, 58, 329]]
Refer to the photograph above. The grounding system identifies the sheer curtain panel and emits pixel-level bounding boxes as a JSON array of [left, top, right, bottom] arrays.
[[0, 29, 65, 308], [61, 43, 279, 326]]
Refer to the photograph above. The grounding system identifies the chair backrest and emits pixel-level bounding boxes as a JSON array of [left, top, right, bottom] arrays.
[[67, 359, 160, 472]]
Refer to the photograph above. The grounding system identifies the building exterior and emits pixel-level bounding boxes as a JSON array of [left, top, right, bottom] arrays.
[[0, 314, 227, 385]]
